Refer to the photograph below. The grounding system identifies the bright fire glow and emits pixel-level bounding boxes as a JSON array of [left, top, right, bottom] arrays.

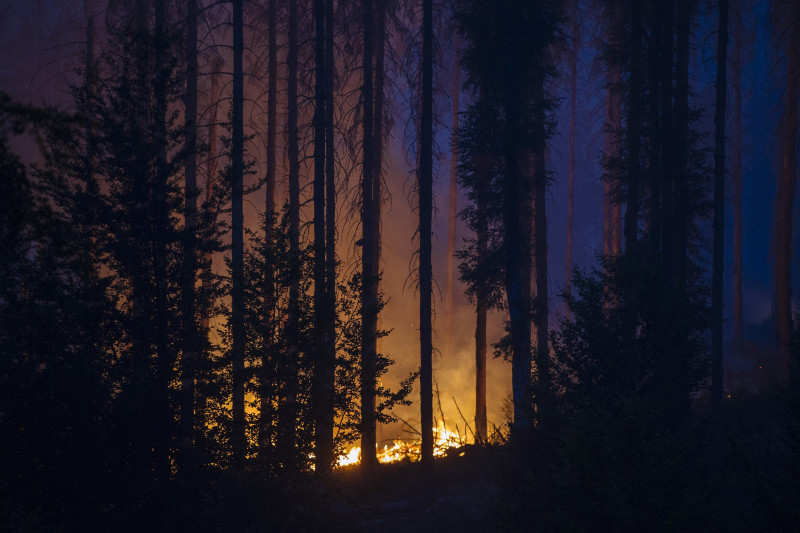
[[336, 425, 467, 467]]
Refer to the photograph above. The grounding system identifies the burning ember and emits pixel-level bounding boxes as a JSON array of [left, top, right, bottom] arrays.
[[336, 425, 467, 467]]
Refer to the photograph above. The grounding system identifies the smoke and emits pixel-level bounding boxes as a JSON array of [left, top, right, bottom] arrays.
[[374, 133, 511, 445]]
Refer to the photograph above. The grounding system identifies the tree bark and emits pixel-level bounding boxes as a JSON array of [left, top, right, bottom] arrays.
[[712, 0, 729, 411], [420, 0, 434, 470], [230, 0, 246, 473], [361, 0, 379, 476]]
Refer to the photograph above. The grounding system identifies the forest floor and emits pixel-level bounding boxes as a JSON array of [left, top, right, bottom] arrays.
[[329, 446, 500, 532]]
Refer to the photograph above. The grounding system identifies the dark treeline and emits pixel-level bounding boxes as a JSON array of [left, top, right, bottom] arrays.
[[2, 0, 799, 530]]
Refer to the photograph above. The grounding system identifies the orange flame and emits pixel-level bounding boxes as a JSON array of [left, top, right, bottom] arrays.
[[336, 425, 467, 467]]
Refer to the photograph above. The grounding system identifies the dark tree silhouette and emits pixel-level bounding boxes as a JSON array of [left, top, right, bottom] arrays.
[[712, 0, 729, 411], [775, 0, 798, 372], [230, 0, 246, 472]]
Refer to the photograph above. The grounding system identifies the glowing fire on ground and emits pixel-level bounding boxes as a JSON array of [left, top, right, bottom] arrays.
[[336, 425, 467, 467]]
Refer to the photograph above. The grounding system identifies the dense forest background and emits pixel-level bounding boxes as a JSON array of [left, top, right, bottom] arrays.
[[2, 0, 799, 531]]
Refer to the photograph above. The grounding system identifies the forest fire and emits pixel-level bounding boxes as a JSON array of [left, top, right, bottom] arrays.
[[336, 425, 467, 467], [5, 0, 799, 529]]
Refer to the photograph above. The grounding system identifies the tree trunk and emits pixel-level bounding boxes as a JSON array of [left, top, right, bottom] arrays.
[[505, 106, 532, 431], [420, 0, 434, 470], [181, 0, 198, 473], [153, 0, 173, 480], [373, 0, 385, 298], [323, 0, 337, 473], [624, 1, 643, 256], [611, 71, 622, 253], [312, 0, 333, 475], [372, 0, 385, 366], [281, 0, 301, 471], [565, 1, 578, 314], [712, 0, 729, 411], [84, 0, 96, 184], [603, 69, 622, 269], [670, 0, 693, 408], [776, 0, 798, 374], [732, 0, 744, 354], [198, 56, 221, 459], [361, 0, 379, 476], [259, 0, 278, 462], [620, 0, 644, 394], [201, 56, 221, 355], [475, 169, 488, 444], [230, 0, 246, 473], [533, 62, 549, 427], [445, 34, 460, 335]]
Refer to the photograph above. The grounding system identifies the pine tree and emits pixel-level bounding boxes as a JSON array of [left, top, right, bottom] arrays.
[[457, 0, 563, 431]]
